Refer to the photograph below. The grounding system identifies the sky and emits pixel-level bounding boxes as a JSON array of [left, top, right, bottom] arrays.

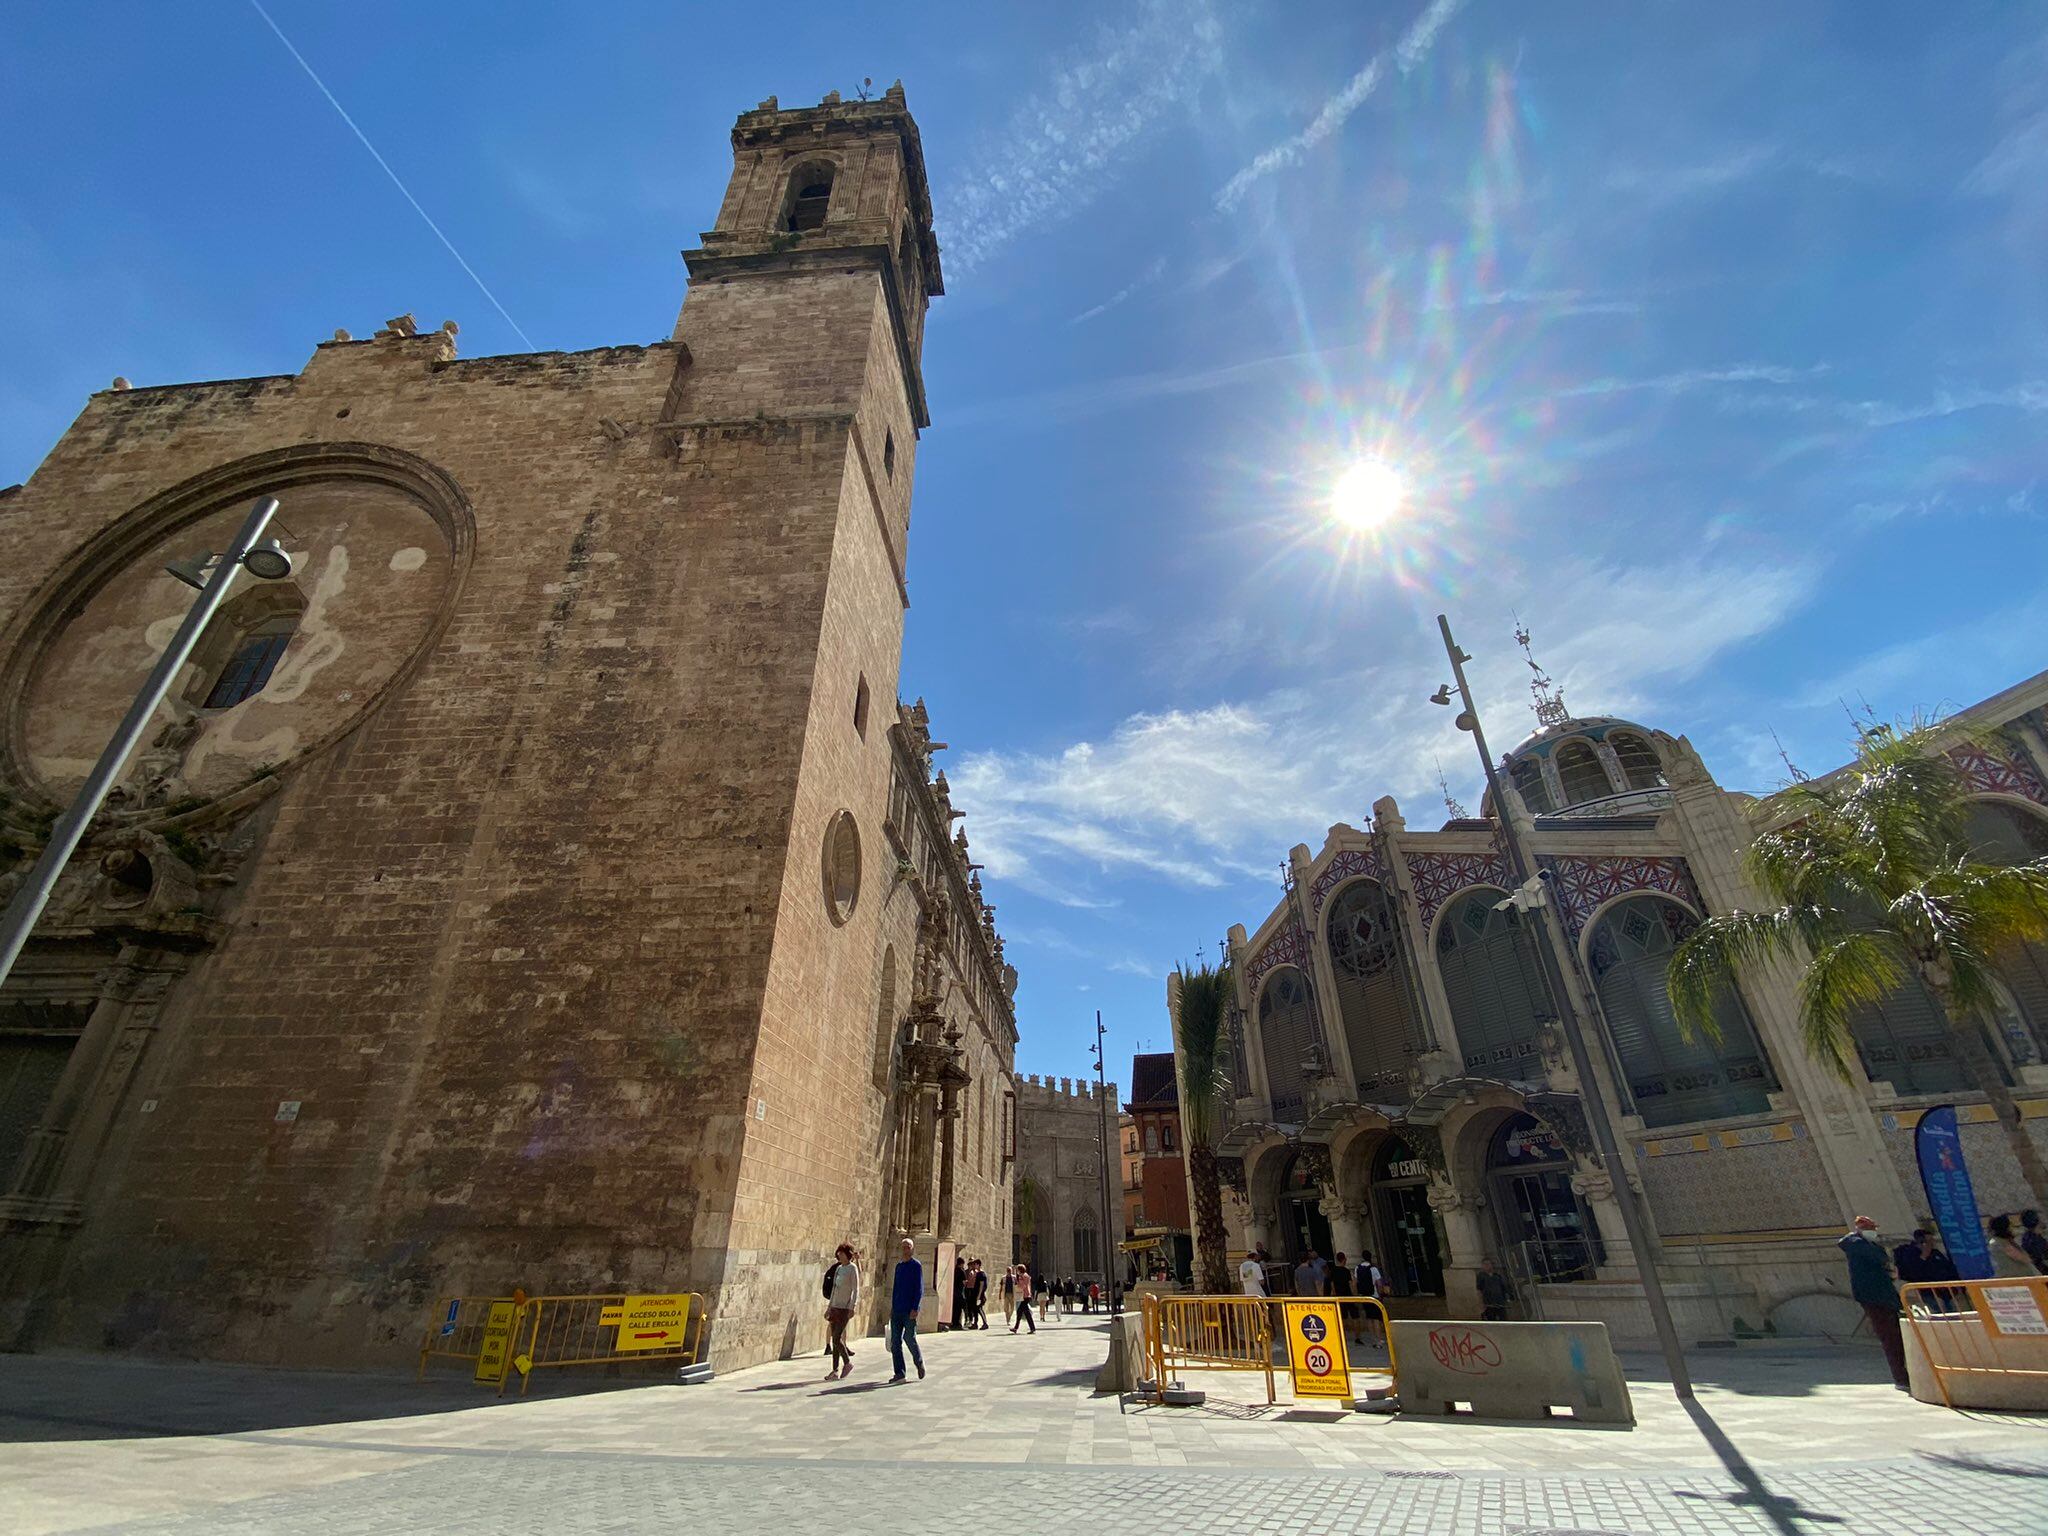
[[5, 2, 2048, 1086]]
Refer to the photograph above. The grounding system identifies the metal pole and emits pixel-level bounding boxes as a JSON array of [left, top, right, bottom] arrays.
[[1093, 1010, 1119, 1314], [0, 496, 281, 989], [1437, 613, 1695, 1399]]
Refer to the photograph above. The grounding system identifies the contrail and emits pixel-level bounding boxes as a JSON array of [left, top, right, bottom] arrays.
[[247, 0, 537, 350], [1216, 0, 1468, 211]]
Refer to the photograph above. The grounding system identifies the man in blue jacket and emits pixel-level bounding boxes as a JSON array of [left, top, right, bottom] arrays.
[[1839, 1215, 1908, 1390], [889, 1237, 926, 1383]]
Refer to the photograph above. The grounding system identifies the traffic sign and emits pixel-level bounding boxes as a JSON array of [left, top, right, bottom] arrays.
[[614, 1293, 692, 1353], [1283, 1300, 1352, 1399], [440, 1299, 459, 1337], [474, 1301, 517, 1383]]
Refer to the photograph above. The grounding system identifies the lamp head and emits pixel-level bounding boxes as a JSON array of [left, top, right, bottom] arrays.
[[241, 539, 294, 581], [1428, 684, 1453, 707]]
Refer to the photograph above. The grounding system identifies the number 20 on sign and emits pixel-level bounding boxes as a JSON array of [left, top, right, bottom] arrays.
[[1283, 1300, 1351, 1399]]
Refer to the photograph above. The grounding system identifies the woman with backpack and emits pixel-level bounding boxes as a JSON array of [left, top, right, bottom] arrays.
[[822, 1243, 861, 1379]]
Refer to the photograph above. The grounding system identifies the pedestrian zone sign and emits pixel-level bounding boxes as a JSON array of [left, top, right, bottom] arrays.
[[474, 1301, 516, 1383], [1283, 1300, 1351, 1399], [614, 1293, 692, 1353]]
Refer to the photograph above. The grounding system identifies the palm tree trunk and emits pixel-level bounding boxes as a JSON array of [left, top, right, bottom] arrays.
[[1187, 1140, 1231, 1294], [1940, 992, 2048, 1209]]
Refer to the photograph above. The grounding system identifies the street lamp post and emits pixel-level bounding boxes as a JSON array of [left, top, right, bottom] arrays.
[[0, 496, 294, 991], [1092, 1009, 1119, 1315], [1434, 613, 1695, 1400]]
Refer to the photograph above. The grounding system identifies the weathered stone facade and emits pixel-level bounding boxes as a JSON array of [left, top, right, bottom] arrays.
[[0, 86, 1014, 1372], [1011, 1074, 1117, 1287]]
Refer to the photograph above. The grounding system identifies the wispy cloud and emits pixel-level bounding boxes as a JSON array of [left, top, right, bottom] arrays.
[[1718, 380, 2048, 431], [948, 341, 1346, 429], [1071, 256, 1167, 324], [1435, 286, 1647, 318], [951, 550, 1817, 897], [1216, 0, 1465, 212], [1556, 362, 1828, 401], [940, 1, 1223, 276]]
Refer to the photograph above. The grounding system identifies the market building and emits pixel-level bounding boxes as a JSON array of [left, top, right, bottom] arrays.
[[1196, 661, 2048, 1341]]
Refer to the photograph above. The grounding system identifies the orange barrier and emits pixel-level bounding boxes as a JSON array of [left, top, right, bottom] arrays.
[[1902, 1277, 2048, 1410]]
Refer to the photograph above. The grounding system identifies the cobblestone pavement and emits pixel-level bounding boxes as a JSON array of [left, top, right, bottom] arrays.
[[4, 1313, 2045, 1535]]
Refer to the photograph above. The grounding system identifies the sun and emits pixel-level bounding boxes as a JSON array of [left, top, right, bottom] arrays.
[[1330, 459, 1405, 532]]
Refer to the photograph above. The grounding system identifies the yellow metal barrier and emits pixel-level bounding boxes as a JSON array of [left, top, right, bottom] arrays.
[[1903, 1277, 2048, 1409], [1143, 1293, 1276, 1404], [1137, 1293, 1398, 1406], [418, 1294, 523, 1382], [502, 1291, 710, 1396]]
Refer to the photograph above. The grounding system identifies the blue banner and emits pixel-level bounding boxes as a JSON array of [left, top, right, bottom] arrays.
[[1916, 1104, 1992, 1281]]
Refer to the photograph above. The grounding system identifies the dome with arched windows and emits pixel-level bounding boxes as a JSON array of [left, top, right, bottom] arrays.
[[1487, 716, 1671, 820]]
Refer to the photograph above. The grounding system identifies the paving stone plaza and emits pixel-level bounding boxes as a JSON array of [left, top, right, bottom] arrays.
[[5, 1316, 2044, 1535]]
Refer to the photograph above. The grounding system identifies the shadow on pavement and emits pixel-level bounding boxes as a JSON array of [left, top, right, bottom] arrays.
[[1678, 1397, 1844, 1535], [1920, 1449, 2048, 1477], [1618, 1343, 1894, 1399], [0, 1350, 652, 1443]]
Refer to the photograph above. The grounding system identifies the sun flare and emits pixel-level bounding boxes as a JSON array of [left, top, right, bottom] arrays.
[[1330, 459, 1405, 532]]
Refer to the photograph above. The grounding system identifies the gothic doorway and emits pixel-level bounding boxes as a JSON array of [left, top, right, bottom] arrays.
[[1369, 1136, 1444, 1297], [1278, 1152, 1332, 1265], [1485, 1113, 1601, 1282]]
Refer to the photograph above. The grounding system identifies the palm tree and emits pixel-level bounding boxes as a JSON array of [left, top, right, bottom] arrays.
[[1668, 720, 2048, 1204], [1174, 961, 1236, 1294]]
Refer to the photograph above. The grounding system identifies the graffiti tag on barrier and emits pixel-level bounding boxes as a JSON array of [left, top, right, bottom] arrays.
[[1427, 1327, 1501, 1374]]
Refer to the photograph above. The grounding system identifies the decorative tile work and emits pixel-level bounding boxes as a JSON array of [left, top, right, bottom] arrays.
[[1638, 1134, 1838, 1234], [1540, 853, 1703, 938], [1950, 736, 2048, 808], [1308, 844, 1385, 915], [1404, 847, 1513, 927], [1244, 916, 1310, 991]]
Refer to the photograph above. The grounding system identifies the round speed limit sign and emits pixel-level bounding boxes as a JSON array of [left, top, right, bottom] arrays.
[[1304, 1344, 1333, 1376]]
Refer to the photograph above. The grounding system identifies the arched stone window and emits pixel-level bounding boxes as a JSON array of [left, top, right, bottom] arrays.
[[187, 582, 305, 711], [1326, 880, 1422, 1101], [1848, 976, 1973, 1095], [870, 946, 898, 1087], [1435, 888, 1551, 1079], [822, 810, 861, 925], [1072, 1208, 1101, 1276], [1610, 731, 1665, 791], [1587, 895, 1775, 1126], [1509, 757, 1553, 815], [1967, 801, 2048, 1051], [785, 162, 835, 232], [1554, 739, 1612, 806], [1257, 965, 1316, 1121]]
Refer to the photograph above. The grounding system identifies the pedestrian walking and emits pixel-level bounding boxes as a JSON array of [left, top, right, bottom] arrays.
[[1293, 1248, 1322, 1297], [1355, 1251, 1389, 1347], [1087, 1280, 1101, 1314], [1010, 1265, 1037, 1333], [2019, 1211, 2048, 1274], [822, 1243, 861, 1379], [1476, 1257, 1512, 1322], [973, 1259, 992, 1328], [945, 1253, 967, 1332], [1239, 1249, 1267, 1298], [1989, 1214, 2037, 1277], [1000, 1264, 1015, 1326], [1839, 1215, 1909, 1391], [888, 1236, 926, 1383]]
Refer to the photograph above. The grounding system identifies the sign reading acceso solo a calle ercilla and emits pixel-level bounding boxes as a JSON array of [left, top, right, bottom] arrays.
[[1283, 1300, 1352, 1399], [613, 1294, 692, 1352]]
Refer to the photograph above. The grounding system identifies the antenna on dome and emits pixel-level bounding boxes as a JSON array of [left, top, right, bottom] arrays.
[[1513, 614, 1570, 729], [1436, 758, 1468, 821]]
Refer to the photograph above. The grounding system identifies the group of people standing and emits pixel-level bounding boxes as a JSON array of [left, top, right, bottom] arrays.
[[1838, 1209, 2048, 1392]]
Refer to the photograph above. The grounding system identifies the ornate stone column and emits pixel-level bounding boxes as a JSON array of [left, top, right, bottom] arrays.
[[1320, 1195, 1368, 1265], [1569, 1162, 1640, 1280], [1426, 1176, 1491, 1318]]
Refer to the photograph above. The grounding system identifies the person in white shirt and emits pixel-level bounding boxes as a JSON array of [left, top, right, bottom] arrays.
[[1238, 1253, 1267, 1297], [823, 1243, 862, 1380]]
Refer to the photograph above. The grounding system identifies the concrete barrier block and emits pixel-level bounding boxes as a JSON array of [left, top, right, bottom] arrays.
[[1904, 1312, 2048, 1410], [1390, 1319, 1634, 1426], [1097, 1312, 1149, 1394]]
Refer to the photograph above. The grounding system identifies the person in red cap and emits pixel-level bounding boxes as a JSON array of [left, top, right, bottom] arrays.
[[1839, 1215, 1908, 1390]]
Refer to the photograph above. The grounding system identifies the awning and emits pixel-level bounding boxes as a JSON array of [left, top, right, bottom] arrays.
[[1298, 1101, 1399, 1146], [1218, 1120, 1288, 1156], [1402, 1074, 1552, 1127], [1118, 1236, 1162, 1252]]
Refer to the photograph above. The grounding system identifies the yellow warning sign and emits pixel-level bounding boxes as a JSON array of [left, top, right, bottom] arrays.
[[614, 1293, 692, 1353], [1282, 1300, 1351, 1399], [474, 1301, 517, 1383], [598, 1306, 624, 1327]]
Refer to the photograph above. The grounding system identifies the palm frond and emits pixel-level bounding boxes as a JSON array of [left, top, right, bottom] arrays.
[[1668, 909, 1801, 1042], [1798, 931, 1908, 1081], [1173, 961, 1234, 1146]]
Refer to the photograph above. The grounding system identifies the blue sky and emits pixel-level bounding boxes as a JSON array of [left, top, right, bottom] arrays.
[[6, 3, 2048, 1084]]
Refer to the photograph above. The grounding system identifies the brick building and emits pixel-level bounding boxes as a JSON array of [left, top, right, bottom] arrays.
[[1124, 1051, 1191, 1279], [0, 86, 1016, 1371]]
